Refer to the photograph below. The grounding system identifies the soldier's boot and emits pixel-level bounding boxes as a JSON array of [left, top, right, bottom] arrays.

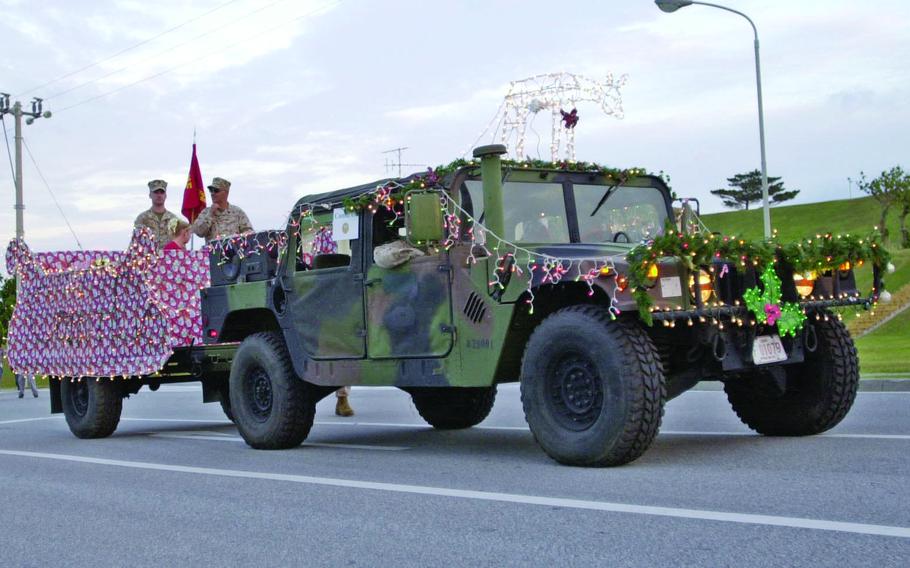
[[335, 396, 354, 417]]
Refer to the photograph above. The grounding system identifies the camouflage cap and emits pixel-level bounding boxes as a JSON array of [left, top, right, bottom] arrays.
[[148, 179, 168, 192], [208, 177, 231, 192]]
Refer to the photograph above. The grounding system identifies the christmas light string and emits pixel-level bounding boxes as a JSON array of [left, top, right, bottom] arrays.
[[5, 228, 207, 379], [7, 162, 894, 382]]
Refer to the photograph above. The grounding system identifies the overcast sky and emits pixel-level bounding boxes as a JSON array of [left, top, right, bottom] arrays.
[[1, 0, 908, 260]]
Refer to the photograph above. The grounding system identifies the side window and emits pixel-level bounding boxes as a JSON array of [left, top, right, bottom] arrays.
[[296, 215, 352, 271], [372, 207, 404, 249], [463, 180, 485, 222]]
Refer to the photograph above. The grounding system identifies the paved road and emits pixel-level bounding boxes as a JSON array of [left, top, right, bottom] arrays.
[[1, 384, 908, 567]]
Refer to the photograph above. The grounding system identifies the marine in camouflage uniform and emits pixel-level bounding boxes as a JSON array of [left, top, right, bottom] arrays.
[[134, 179, 179, 249], [192, 177, 254, 243]]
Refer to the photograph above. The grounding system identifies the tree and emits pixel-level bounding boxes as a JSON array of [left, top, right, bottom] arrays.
[[899, 184, 910, 249], [0, 275, 15, 347], [710, 170, 800, 210], [856, 166, 910, 246]]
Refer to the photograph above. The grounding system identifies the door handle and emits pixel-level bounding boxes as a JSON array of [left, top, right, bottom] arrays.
[[364, 278, 382, 287]]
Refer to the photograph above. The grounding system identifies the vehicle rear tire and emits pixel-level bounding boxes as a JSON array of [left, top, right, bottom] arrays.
[[520, 306, 666, 467], [724, 312, 859, 436], [229, 331, 315, 449], [60, 377, 123, 439], [410, 386, 497, 429]]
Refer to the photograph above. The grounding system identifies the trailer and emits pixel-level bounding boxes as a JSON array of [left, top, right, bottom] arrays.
[[4, 229, 236, 437]]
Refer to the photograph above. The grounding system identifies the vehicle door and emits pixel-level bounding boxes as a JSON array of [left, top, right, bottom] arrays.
[[286, 208, 366, 359], [363, 210, 454, 359]]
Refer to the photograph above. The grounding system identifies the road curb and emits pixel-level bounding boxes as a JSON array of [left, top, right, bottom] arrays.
[[692, 379, 910, 392]]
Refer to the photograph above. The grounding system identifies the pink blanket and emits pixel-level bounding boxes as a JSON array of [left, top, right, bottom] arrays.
[[4, 229, 210, 378]]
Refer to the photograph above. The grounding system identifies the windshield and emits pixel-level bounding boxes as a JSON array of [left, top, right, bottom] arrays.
[[462, 179, 668, 244], [464, 180, 570, 243], [574, 184, 667, 244]]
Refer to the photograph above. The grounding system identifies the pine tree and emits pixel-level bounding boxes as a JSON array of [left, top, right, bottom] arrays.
[[710, 170, 800, 210]]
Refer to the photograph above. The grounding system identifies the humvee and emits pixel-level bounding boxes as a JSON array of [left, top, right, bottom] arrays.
[[201, 144, 870, 466]]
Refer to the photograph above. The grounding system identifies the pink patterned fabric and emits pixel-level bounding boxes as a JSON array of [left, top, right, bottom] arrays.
[[4, 229, 210, 378]]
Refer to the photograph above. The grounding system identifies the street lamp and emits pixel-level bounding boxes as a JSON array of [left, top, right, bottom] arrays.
[[655, 0, 772, 239]]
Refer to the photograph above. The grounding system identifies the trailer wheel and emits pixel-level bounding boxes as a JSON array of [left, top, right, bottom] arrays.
[[520, 306, 666, 467], [60, 377, 122, 439], [410, 386, 497, 429], [229, 331, 314, 449], [725, 312, 859, 435]]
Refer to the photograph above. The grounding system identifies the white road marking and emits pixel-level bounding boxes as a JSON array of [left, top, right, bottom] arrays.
[[149, 433, 409, 451], [314, 421, 910, 440], [122, 418, 232, 423], [0, 417, 59, 425], [6, 416, 906, 441], [152, 430, 235, 437], [661, 431, 910, 441], [683, 390, 910, 395], [0, 448, 907, 539]]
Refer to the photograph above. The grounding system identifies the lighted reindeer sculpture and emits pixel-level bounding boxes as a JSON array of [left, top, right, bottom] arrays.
[[496, 72, 627, 161]]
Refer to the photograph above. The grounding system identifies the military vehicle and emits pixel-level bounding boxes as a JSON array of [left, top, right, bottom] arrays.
[[200, 144, 874, 466]]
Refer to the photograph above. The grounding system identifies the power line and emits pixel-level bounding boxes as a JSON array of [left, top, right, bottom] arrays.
[[15, 0, 242, 98], [56, 0, 341, 114], [47, 0, 292, 101], [21, 137, 83, 250]]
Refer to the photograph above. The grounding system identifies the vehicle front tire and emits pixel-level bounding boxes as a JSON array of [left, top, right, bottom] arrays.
[[410, 386, 497, 429], [724, 312, 859, 436], [520, 306, 666, 467], [61, 377, 123, 439], [229, 331, 315, 449]]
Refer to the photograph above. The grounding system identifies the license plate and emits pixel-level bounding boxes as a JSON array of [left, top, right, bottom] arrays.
[[752, 335, 787, 365]]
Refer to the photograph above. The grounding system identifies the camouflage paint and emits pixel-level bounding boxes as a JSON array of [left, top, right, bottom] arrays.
[[204, 159, 686, 389]]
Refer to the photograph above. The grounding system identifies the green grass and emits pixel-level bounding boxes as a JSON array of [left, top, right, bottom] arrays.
[[855, 307, 910, 374], [701, 196, 910, 294]]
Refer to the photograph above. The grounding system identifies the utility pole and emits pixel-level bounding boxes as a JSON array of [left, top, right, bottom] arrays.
[[0, 94, 52, 241], [381, 146, 423, 178]]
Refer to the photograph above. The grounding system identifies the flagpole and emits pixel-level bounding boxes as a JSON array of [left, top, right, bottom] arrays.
[[191, 127, 196, 251]]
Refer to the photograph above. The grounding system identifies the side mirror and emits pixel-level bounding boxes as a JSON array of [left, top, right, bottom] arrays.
[[405, 191, 445, 244]]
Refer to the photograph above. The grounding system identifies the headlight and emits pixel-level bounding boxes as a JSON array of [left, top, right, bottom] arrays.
[[794, 271, 817, 297], [688, 268, 713, 304]]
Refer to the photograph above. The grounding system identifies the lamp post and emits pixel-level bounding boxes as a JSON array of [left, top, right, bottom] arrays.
[[655, 0, 772, 239]]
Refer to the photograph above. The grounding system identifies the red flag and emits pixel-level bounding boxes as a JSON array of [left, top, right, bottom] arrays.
[[182, 143, 206, 222]]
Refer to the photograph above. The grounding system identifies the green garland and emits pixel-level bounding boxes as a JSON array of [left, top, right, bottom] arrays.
[[300, 157, 889, 332], [626, 226, 891, 324], [336, 158, 668, 213]]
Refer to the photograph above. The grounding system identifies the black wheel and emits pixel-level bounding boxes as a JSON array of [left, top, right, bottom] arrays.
[[60, 377, 123, 439], [410, 386, 497, 429], [520, 306, 665, 467], [219, 391, 234, 422], [229, 331, 315, 449], [725, 312, 859, 435]]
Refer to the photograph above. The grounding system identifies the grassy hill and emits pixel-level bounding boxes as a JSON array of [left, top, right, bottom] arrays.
[[854, 308, 910, 373], [702, 196, 910, 374], [701, 196, 910, 294]]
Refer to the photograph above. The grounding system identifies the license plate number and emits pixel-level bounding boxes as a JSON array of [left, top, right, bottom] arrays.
[[752, 335, 787, 365]]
